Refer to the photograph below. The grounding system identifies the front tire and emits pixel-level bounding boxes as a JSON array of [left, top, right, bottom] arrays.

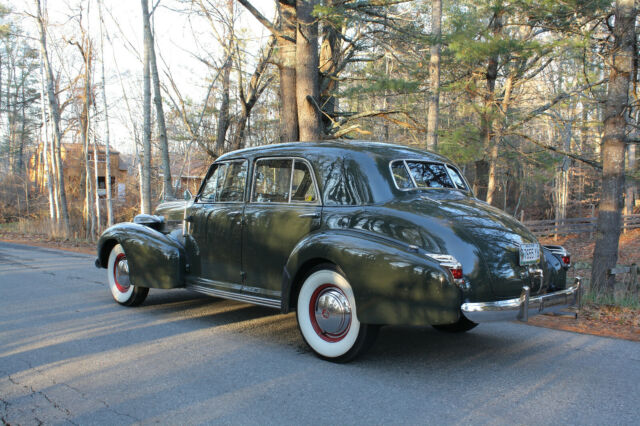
[[107, 244, 148, 306], [296, 265, 378, 362]]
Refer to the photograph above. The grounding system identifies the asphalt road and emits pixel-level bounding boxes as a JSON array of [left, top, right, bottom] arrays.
[[1, 241, 639, 425]]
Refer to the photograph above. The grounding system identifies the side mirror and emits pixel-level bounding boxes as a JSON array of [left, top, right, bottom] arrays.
[[183, 189, 193, 201]]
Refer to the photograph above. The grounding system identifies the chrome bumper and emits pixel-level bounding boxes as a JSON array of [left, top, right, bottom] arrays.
[[461, 277, 582, 323]]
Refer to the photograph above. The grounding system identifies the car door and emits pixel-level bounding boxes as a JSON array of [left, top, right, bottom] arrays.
[[187, 159, 248, 290], [242, 157, 321, 298]]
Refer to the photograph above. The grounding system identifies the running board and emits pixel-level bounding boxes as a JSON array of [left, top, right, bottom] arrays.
[[186, 284, 281, 309]]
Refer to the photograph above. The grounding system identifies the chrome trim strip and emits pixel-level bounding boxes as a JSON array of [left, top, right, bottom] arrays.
[[186, 283, 281, 309], [188, 276, 244, 292], [404, 159, 419, 188], [460, 277, 581, 323], [243, 285, 281, 298]]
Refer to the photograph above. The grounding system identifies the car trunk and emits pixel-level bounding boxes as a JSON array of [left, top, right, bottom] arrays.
[[385, 192, 544, 302]]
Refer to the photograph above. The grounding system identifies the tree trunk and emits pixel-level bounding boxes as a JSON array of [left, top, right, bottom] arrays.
[[625, 143, 636, 216], [98, 0, 113, 226], [474, 159, 489, 200], [81, 56, 95, 240], [215, 1, 234, 156], [481, 10, 502, 205], [295, 0, 321, 141], [93, 134, 101, 233], [38, 50, 55, 224], [238, 0, 299, 142], [48, 117, 60, 220], [215, 56, 231, 154], [278, 2, 299, 142], [426, 0, 441, 152], [35, 0, 70, 237], [142, 0, 172, 199], [591, 0, 636, 295], [141, 0, 152, 214], [487, 72, 513, 206]]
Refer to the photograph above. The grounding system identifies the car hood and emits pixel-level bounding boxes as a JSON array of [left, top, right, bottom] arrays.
[[376, 191, 543, 301]]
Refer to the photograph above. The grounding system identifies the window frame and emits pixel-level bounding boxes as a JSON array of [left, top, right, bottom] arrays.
[[195, 159, 249, 204], [250, 156, 321, 205], [388, 159, 471, 193]]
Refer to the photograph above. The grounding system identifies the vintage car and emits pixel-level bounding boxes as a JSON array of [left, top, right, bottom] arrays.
[[96, 141, 580, 362]]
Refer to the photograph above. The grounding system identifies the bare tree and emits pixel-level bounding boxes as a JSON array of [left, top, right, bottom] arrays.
[[141, 0, 152, 213], [97, 0, 113, 226], [196, 0, 234, 155], [72, 9, 96, 239], [142, 0, 172, 199], [34, 0, 71, 237], [231, 36, 276, 150], [38, 47, 55, 223]]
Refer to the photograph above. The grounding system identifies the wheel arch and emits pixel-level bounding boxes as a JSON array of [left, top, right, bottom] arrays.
[[96, 222, 187, 289], [284, 257, 337, 313], [98, 238, 119, 269]]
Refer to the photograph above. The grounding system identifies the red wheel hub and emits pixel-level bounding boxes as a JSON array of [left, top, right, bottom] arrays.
[[309, 284, 352, 342], [113, 253, 130, 293]]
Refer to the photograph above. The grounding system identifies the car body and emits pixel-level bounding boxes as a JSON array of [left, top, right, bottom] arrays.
[[96, 141, 580, 362]]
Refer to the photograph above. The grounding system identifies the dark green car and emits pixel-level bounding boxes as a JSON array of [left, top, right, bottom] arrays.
[[96, 141, 580, 362]]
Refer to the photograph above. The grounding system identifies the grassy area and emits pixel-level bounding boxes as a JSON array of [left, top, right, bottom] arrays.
[[581, 289, 640, 310]]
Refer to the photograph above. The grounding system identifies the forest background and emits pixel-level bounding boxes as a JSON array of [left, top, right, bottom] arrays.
[[0, 0, 638, 301]]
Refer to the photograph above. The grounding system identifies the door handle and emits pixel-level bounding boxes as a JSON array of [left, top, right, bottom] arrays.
[[299, 213, 320, 219]]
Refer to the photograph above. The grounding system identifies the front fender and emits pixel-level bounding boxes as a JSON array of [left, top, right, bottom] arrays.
[[97, 223, 186, 289], [283, 230, 462, 326]]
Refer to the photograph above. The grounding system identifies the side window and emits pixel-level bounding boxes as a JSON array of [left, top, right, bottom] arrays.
[[199, 163, 227, 202], [446, 165, 468, 191], [322, 158, 364, 205], [406, 161, 454, 188], [219, 161, 248, 202], [390, 161, 413, 189], [252, 159, 293, 203], [291, 160, 317, 203]]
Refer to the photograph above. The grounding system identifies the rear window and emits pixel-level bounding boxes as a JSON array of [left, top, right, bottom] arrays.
[[390, 160, 468, 191]]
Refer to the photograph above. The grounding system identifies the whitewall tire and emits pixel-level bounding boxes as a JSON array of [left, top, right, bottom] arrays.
[[107, 244, 148, 306], [296, 265, 378, 362]]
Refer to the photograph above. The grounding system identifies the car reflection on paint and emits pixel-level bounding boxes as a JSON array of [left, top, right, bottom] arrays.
[[96, 141, 580, 362]]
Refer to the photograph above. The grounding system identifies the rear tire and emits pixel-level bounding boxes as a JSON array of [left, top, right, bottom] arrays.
[[107, 244, 149, 306], [296, 264, 378, 363], [432, 314, 477, 333]]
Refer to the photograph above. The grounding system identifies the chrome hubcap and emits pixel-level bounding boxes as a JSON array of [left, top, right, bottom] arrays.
[[114, 255, 130, 291], [313, 287, 351, 337]]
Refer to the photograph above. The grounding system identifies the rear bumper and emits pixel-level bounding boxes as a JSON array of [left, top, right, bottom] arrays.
[[461, 277, 581, 323]]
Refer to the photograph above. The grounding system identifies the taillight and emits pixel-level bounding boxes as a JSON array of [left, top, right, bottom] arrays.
[[426, 253, 464, 282], [542, 245, 571, 269], [449, 266, 463, 279]]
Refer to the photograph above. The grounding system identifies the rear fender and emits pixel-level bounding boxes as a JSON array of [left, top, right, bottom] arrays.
[[282, 230, 462, 326], [97, 223, 186, 289]]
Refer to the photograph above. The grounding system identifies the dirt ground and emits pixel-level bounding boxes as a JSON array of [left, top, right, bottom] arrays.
[[1, 228, 639, 342], [0, 231, 95, 255], [532, 229, 640, 341]]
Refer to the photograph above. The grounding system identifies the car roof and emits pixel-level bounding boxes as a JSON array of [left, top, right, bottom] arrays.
[[216, 140, 451, 164]]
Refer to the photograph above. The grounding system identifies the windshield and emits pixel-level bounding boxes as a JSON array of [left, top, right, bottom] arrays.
[[390, 160, 469, 191]]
